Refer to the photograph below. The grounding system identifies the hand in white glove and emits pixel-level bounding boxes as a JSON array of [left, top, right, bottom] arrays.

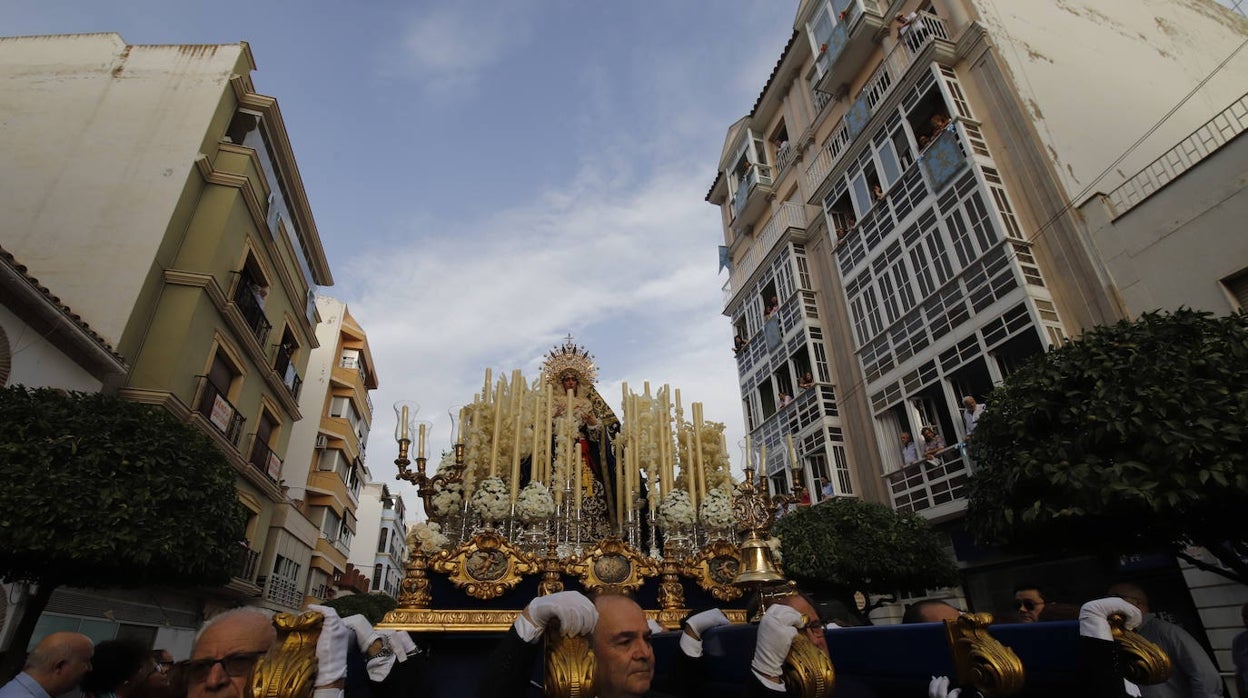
[[752, 604, 805, 679], [308, 605, 351, 694], [647, 619, 665, 635], [514, 591, 598, 643], [680, 608, 731, 658], [928, 675, 962, 698], [1078, 597, 1141, 641]]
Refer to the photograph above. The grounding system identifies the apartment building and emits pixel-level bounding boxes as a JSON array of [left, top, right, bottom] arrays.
[[0, 33, 334, 631], [709, 0, 1247, 626], [287, 295, 379, 604], [349, 484, 409, 599]]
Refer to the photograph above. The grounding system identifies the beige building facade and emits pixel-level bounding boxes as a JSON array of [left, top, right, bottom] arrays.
[[0, 32, 335, 633], [709, 0, 1247, 648], [287, 295, 380, 603]]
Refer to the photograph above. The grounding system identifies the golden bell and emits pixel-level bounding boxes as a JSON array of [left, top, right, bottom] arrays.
[[733, 531, 785, 587]]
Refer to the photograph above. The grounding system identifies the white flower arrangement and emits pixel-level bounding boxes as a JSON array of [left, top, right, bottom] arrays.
[[699, 487, 736, 530], [430, 481, 463, 518], [408, 521, 450, 555], [515, 481, 555, 524], [470, 476, 511, 521], [656, 490, 696, 530]]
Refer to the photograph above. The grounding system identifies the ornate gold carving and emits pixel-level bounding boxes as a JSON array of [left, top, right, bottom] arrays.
[[658, 544, 686, 610], [376, 609, 523, 632], [542, 335, 599, 388], [539, 539, 565, 596], [396, 550, 432, 609], [430, 530, 538, 600], [782, 632, 836, 698], [543, 619, 596, 698], [1109, 612, 1174, 685], [566, 538, 658, 595], [681, 540, 744, 601], [249, 611, 322, 698], [945, 612, 1024, 696]]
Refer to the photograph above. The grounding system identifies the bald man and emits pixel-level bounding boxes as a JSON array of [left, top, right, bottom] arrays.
[[0, 632, 93, 698], [477, 591, 671, 698], [184, 609, 278, 698], [1108, 582, 1222, 698]]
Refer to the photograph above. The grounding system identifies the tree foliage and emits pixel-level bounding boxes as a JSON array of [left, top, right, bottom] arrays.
[[773, 498, 960, 605], [0, 386, 248, 588], [967, 309, 1248, 583], [322, 592, 399, 625]]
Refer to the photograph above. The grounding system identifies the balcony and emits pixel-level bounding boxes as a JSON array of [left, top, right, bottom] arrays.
[[814, 0, 889, 97], [804, 11, 951, 199], [231, 282, 272, 347], [248, 437, 282, 483], [730, 163, 775, 223], [196, 377, 245, 446], [274, 350, 303, 400], [722, 202, 808, 310], [263, 575, 303, 610], [233, 543, 261, 583], [884, 444, 970, 522]]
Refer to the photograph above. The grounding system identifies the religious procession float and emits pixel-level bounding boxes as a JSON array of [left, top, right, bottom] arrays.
[[379, 336, 792, 631], [248, 337, 1177, 698]]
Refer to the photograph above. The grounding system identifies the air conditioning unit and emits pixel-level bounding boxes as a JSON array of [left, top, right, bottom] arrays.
[[315, 435, 328, 449]]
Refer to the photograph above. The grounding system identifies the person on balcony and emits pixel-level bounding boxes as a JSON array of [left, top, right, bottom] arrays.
[[797, 372, 815, 390], [899, 431, 919, 465], [872, 184, 886, 202], [733, 335, 748, 355], [931, 112, 953, 134], [764, 296, 779, 318], [961, 396, 985, 441], [919, 426, 946, 462]]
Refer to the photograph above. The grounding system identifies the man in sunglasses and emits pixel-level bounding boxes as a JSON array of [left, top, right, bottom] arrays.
[[183, 609, 277, 698], [1013, 584, 1047, 623]]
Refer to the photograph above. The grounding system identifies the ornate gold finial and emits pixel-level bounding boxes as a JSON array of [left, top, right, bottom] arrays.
[[945, 612, 1024, 695], [1108, 612, 1174, 685], [783, 632, 836, 698], [544, 619, 596, 698], [541, 334, 599, 388], [248, 612, 323, 698]]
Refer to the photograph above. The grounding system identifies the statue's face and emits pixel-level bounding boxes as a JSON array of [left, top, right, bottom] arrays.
[[561, 374, 579, 391]]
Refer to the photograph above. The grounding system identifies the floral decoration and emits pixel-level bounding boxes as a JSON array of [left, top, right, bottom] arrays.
[[657, 490, 696, 530], [700, 487, 736, 530], [515, 481, 555, 524], [408, 521, 450, 555], [470, 476, 510, 522]]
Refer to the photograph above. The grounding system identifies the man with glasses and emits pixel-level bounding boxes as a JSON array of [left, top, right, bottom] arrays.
[[1013, 584, 1047, 623], [182, 609, 277, 698]]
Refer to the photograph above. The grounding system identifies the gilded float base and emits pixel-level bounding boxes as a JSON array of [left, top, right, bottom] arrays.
[[377, 607, 750, 632]]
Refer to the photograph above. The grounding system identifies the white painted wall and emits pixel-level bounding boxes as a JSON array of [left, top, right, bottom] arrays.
[[0, 33, 244, 346], [349, 482, 385, 573], [0, 305, 103, 391], [968, 0, 1248, 201]]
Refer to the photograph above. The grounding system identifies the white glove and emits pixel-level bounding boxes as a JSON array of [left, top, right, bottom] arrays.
[[647, 619, 664, 635], [1078, 597, 1141, 641], [514, 591, 598, 643], [385, 630, 418, 662], [752, 604, 804, 679], [928, 675, 962, 698], [680, 609, 731, 657], [308, 605, 350, 693], [341, 614, 396, 682]]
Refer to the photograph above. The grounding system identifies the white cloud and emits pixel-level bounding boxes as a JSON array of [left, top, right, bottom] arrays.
[[343, 158, 744, 512], [394, 1, 537, 96]]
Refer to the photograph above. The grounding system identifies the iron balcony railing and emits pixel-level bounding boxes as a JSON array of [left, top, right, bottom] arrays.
[[196, 377, 245, 446], [264, 575, 303, 609], [232, 282, 272, 346], [248, 436, 282, 483]]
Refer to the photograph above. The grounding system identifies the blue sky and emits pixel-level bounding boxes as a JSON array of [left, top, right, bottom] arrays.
[[1, 0, 797, 510]]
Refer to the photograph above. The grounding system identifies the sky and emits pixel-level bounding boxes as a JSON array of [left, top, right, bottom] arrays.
[[1, 0, 797, 515]]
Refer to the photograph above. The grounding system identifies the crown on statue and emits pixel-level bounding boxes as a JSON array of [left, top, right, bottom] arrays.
[[542, 334, 598, 387]]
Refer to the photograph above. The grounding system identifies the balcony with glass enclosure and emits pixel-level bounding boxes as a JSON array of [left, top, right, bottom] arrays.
[[809, 0, 889, 97]]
